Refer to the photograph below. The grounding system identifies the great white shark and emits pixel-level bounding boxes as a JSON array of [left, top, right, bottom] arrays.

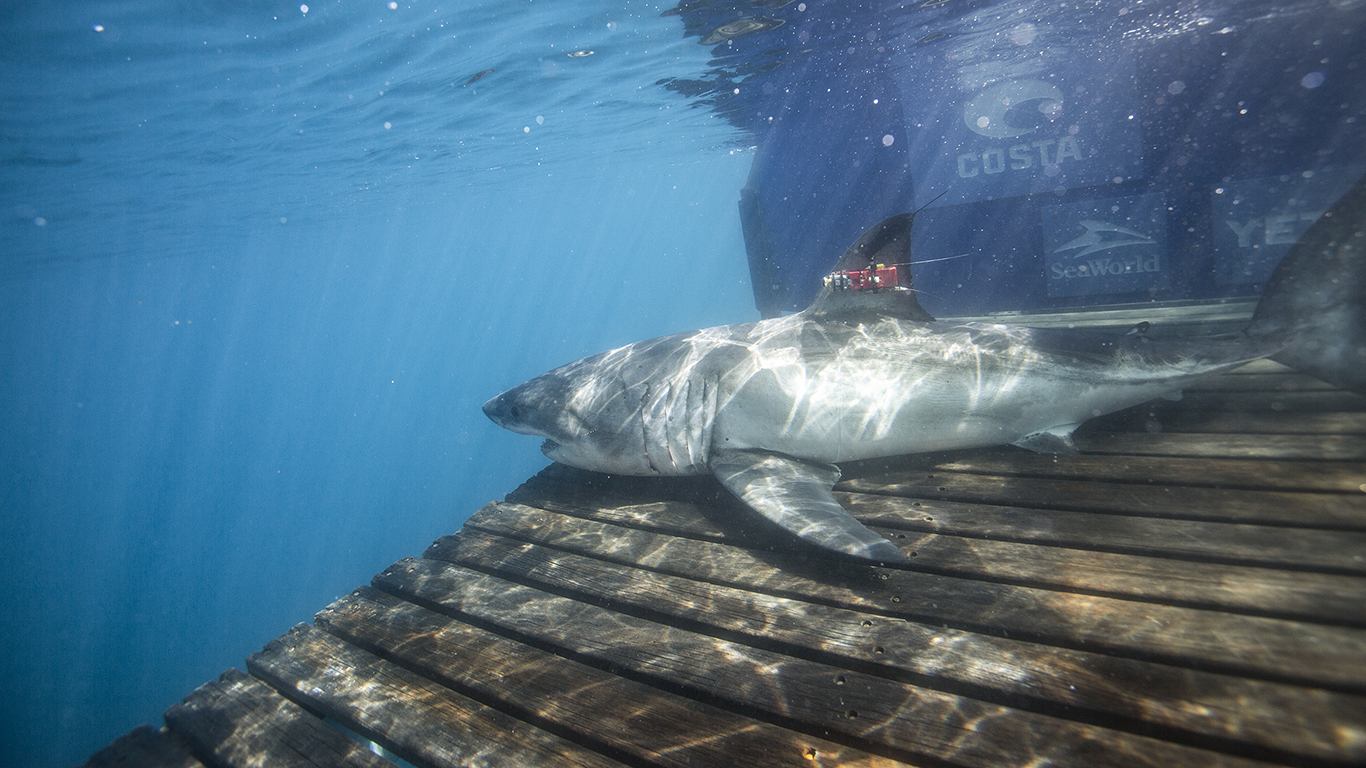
[[484, 177, 1366, 563]]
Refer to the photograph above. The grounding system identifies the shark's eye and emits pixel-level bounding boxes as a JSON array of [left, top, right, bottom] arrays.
[[508, 405, 521, 422]]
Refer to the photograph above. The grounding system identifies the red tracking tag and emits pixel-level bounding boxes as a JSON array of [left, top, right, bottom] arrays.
[[824, 264, 901, 292]]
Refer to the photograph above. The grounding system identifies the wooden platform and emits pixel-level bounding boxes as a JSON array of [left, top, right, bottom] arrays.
[[88, 358, 1366, 768]]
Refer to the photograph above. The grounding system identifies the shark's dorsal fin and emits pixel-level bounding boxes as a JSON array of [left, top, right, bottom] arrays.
[[831, 213, 915, 273], [805, 212, 936, 323]]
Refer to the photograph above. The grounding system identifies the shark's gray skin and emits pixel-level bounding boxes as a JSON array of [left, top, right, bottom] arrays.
[[485, 178, 1366, 563]]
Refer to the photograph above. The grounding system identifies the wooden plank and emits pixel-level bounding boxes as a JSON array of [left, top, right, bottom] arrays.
[[535, 460, 1366, 531], [319, 588, 901, 767], [499, 489, 1366, 626], [1185, 372, 1335, 391], [375, 552, 1281, 768], [248, 624, 625, 768], [1085, 408, 1366, 435], [934, 449, 1366, 493], [1073, 432, 1366, 460], [1087, 404, 1366, 434], [520, 472, 1366, 575], [84, 725, 204, 768], [458, 503, 1366, 694], [943, 298, 1258, 330], [836, 492, 1366, 576], [1171, 390, 1366, 412], [437, 523, 1366, 764], [163, 668, 396, 768], [835, 469, 1366, 530]]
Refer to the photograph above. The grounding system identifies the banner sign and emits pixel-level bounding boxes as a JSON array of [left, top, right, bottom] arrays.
[[899, 60, 1145, 208], [1210, 168, 1361, 287]]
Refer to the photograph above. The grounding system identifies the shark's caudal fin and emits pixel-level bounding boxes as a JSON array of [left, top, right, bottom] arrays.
[[709, 449, 907, 563], [1248, 174, 1366, 393]]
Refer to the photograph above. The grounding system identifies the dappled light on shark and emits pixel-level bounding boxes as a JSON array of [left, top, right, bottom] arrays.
[[485, 176, 1366, 563]]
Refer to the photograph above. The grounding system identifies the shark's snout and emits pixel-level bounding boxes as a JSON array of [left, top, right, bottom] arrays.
[[481, 392, 525, 431], [480, 394, 503, 424], [483, 372, 584, 440], [483, 386, 561, 439]]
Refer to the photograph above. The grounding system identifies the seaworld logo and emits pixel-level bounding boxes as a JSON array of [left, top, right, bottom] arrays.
[[958, 79, 1085, 179], [1049, 220, 1159, 280]]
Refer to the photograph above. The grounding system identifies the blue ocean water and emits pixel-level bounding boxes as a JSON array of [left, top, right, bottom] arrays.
[[1, 3, 752, 765], [5, 0, 1364, 764]]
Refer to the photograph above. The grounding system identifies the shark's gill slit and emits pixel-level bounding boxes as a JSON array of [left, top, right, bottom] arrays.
[[639, 382, 659, 474]]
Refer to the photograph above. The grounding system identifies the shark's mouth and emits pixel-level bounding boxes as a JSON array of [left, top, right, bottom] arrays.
[[541, 439, 560, 456]]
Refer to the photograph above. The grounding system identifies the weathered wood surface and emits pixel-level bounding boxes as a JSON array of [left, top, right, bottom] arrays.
[[454, 502, 1366, 691], [428, 523, 1365, 763], [516, 474, 1366, 576], [1072, 431, 1366, 460], [1174, 389, 1366, 412], [317, 587, 895, 767], [492, 489, 1366, 626], [837, 469, 1366, 529], [943, 298, 1259, 332], [1185, 372, 1337, 391], [248, 623, 627, 768], [1091, 407, 1366, 434], [89, 360, 1366, 767], [163, 669, 396, 768], [378, 553, 1271, 768], [926, 449, 1366, 492], [83, 726, 203, 768]]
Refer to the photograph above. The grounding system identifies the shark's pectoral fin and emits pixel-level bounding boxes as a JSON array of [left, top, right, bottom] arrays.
[[1012, 426, 1079, 455], [708, 449, 907, 563]]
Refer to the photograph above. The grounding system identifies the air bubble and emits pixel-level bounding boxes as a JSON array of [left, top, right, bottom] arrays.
[[1008, 23, 1037, 46]]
